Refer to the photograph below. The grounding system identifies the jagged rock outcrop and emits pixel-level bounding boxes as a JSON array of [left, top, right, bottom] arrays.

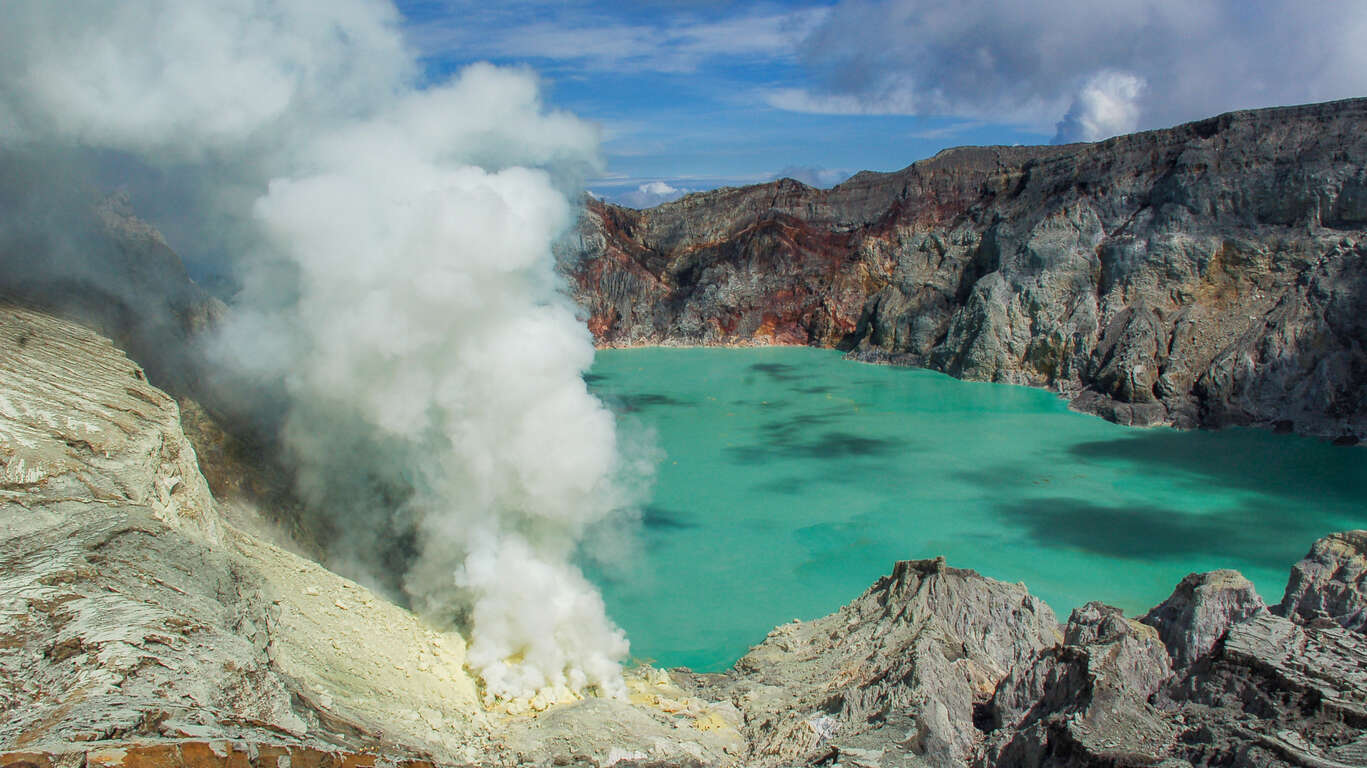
[[559, 98, 1367, 441], [1277, 530, 1367, 631], [983, 602, 1175, 766], [665, 535, 1367, 768], [1140, 569, 1267, 669], [1155, 610, 1367, 767], [980, 550, 1367, 768], [677, 558, 1061, 767]]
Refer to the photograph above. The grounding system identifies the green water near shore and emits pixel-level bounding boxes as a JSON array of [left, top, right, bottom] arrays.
[[583, 346, 1367, 672]]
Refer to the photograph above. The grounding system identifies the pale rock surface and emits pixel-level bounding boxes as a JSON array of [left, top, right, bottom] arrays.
[[1140, 569, 1267, 669], [0, 306, 485, 760], [1276, 530, 1367, 632], [678, 558, 1060, 768]]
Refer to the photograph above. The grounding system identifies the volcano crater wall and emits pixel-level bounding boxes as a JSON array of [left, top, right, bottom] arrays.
[[559, 98, 1367, 441]]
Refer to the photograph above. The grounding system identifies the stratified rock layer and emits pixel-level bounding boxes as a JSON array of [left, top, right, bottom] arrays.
[[0, 306, 487, 761], [560, 98, 1367, 440]]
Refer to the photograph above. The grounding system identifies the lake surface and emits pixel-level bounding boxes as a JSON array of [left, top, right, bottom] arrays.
[[583, 347, 1367, 672]]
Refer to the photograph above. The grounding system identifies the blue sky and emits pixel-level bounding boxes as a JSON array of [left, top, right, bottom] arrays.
[[394, 0, 1367, 207]]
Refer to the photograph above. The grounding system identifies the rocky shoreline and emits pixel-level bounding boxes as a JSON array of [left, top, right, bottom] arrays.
[[559, 98, 1367, 443], [2, 303, 1366, 767]]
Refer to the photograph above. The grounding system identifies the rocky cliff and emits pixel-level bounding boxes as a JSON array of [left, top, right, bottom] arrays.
[[559, 98, 1367, 441]]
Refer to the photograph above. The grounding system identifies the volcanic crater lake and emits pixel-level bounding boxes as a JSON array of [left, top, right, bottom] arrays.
[[582, 346, 1367, 672]]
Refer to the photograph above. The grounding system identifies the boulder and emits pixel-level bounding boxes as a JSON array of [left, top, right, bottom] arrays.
[[1277, 530, 1367, 632], [1141, 570, 1267, 669]]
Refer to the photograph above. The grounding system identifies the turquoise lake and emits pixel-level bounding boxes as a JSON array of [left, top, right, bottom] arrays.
[[582, 346, 1367, 672]]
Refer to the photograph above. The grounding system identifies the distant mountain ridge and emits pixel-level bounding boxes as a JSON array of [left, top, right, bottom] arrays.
[[559, 97, 1367, 441]]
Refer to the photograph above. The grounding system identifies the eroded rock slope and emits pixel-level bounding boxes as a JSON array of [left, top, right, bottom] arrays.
[[560, 98, 1367, 441], [671, 539, 1367, 768], [0, 305, 486, 760]]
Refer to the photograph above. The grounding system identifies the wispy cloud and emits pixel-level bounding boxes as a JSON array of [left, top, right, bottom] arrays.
[[404, 2, 827, 74], [763, 87, 919, 116], [905, 121, 986, 140]]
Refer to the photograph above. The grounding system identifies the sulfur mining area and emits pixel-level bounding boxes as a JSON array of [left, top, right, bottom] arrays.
[[1, 304, 1366, 768], [3, 98, 1367, 768]]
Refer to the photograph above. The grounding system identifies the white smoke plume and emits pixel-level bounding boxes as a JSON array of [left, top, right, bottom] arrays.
[[1, 0, 637, 704], [1054, 70, 1146, 143]]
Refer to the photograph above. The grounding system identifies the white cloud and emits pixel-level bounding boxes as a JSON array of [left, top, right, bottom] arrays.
[[405, 4, 827, 73], [615, 180, 692, 208], [0, 0, 411, 158], [905, 121, 986, 140], [1054, 70, 1146, 143], [764, 87, 920, 115], [779, 0, 1367, 138]]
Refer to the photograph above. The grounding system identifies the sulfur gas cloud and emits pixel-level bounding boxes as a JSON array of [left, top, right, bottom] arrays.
[[0, 0, 641, 704]]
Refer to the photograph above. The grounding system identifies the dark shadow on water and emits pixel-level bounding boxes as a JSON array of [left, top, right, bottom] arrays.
[[731, 397, 794, 409], [813, 431, 906, 458], [791, 385, 834, 395], [752, 476, 811, 495], [642, 504, 694, 529], [953, 429, 1367, 513], [756, 413, 842, 446], [583, 372, 606, 385], [749, 362, 800, 381], [1064, 430, 1367, 507], [600, 392, 694, 412], [726, 429, 911, 465], [993, 496, 1337, 571]]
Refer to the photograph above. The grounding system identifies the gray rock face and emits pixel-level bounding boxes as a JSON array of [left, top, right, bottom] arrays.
[[678, 558, 1060, 768], [1157, 611, 1367, 768], [1141, 569, 1267, 669], [981, 577, 1367, 768], [1277, 530, 1367, 632], [560, 98, 1367, 440], [984, 602, 1175, 767]]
